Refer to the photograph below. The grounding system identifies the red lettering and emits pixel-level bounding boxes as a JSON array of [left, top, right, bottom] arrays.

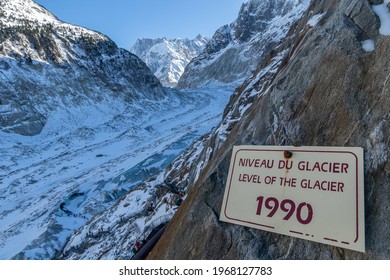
[[297, 161, 349, 173], [256, 196, 314, 225], [239, 158, 260, 167], [238, 158, 275, 168], [265, 197, 279, 217], [281, 199, 295, 220], [321, 162, 329, 172], [259, 159, 274, 168], [341, 163, 349, 173], [296, 203, 313, 225], [312, 162, 321, 172], [238, 173, 261, 184], [300, 179, 344, 192], [338, 182, 344, 192], [333, 162, 340, 173]]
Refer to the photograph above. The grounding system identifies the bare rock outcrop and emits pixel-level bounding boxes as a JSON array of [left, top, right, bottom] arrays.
[[149, 0, 390, 259]]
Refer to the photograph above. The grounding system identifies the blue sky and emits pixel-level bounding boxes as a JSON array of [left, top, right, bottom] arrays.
[[34, 0, 247, 50]]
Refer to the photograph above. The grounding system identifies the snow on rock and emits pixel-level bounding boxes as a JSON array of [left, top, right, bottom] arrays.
[[177, 0, 311, 89], [0, 0, 164, 136], [372, 0, 390, 36], [307, 13, 326, 27], [361, 39, 376, 52]]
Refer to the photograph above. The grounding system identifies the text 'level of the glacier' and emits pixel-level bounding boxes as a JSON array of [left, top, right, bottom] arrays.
[[220, 145, 365, 252]]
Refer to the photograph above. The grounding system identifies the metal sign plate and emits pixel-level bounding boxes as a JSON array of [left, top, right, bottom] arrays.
[[220, 145, 365, 252]]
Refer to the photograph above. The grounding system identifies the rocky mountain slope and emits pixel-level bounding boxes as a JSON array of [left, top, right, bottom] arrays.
[[131, 36, 208, 87], [177, 0, 310, 89], [148, 0, 390, 259], [0, 0, 232, 260], [0, 0, 164, 136]]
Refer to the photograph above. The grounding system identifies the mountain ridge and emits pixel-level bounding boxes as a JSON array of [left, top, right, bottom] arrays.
[[177, 0, 310, 89], [0, 0, 164, 136]]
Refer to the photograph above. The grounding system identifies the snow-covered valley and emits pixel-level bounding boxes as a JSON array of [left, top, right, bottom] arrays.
[[0, 86, 232, 259]]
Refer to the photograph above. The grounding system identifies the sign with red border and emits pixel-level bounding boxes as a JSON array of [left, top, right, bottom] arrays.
[[220, 146, 365, 252]]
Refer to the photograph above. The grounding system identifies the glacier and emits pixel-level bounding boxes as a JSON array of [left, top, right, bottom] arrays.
[[0, 83, 232, 259]]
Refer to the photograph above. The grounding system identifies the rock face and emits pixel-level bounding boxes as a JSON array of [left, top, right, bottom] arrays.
[[131, 36, 208, 87], [177, 0, 311, 89], [149, 0, 390, 259], [0, 0, 164, 136]]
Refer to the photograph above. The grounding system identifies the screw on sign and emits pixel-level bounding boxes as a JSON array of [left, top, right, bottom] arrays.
[[220, 145, 365, 252]]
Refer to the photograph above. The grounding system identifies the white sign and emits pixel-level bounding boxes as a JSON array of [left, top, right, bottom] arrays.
[[220, 146, 365, 252]]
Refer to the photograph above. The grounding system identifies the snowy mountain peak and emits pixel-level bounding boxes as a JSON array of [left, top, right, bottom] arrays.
[[131, 36, 209, 87], [0, 0, 112, 65], [0, 0, 57, 26], [0, 0, 165, 136], [177, 0, 310, 88]]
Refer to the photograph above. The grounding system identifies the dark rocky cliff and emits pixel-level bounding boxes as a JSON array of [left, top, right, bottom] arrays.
[[149, 0, 390, 259]]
